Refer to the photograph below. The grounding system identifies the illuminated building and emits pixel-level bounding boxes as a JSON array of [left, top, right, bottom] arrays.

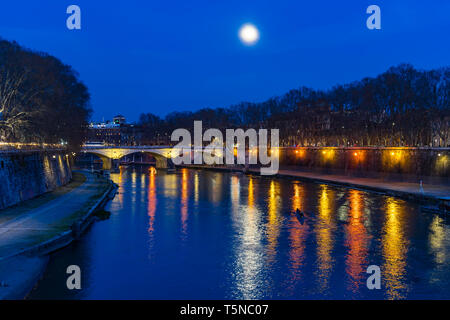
[[86, 115, 142, 146]]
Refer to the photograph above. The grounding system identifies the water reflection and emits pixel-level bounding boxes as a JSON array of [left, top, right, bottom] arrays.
[[266, 180, 282, 266], [140, 174, 146, 190], [194, 172, 199, 205], [428, 215, 450, 288], [230, 175, 240, 216], [315, 185, 335, 293], [231, 176, 264, 299], [429, 215, 446, 265], [210, 173, 223, 204], [344, 190, 369, 293], [114, 167, 125, 207], [147, 168, 156, 236], [181, 169, 189, 236], [30, 167, 450, 300], [163, 173, 177, 198], [131, 171, 137, 215], [382, 197, 409, 299], [286, 183, 308, 293], [248, 177, 254, 208], [292, 183, 303, 211]]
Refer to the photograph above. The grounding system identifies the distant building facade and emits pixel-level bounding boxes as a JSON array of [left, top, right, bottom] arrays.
[[87, 115, 142, 146]]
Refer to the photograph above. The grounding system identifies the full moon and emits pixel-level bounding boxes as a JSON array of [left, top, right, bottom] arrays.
[[239, 23, 260, 45]]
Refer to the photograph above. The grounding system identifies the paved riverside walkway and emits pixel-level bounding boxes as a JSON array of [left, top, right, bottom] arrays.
[[0, 170, 110, 299], [0, 170, 109, 259]]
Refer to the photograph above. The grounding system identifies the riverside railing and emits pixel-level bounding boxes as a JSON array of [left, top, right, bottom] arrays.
[[0, 142, 66, 153]]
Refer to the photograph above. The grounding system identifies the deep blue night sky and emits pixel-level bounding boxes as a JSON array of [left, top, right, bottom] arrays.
[[0, 1, 449, 122]]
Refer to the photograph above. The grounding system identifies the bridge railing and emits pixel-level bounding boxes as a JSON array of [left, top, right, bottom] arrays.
[[82, 145, 173, 150]]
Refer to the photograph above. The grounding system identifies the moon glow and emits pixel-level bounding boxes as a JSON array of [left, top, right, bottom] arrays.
[[239, 23, 260, 45]]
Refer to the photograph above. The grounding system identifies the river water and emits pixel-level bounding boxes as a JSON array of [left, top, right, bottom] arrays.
[[30, 166, 450, 299]]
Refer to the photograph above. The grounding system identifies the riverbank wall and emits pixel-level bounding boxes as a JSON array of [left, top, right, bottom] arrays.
[[2, 178, 117, 261], [278, 147, 449, 178], [0, 151, 71, 210], [0, 174, 117, 300]]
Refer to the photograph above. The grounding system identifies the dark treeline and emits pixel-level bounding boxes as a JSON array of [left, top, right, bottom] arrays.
[[0, 39, 91, 150], [139, 64, 449, 147]]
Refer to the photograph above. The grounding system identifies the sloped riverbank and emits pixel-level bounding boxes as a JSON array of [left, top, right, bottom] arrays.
[[0, 170, 117, 300]]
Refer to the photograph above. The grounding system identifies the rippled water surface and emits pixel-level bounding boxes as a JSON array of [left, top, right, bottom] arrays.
[[30, 167, 450, 299]]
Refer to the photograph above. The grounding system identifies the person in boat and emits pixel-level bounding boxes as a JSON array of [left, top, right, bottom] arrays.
[[295, 208, 304, 218]]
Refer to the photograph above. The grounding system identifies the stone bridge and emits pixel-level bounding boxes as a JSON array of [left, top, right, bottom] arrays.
[[81, 146, 175, 170]]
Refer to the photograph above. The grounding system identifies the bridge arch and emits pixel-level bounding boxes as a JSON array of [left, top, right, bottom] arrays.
[[81, 147, 175, 170]]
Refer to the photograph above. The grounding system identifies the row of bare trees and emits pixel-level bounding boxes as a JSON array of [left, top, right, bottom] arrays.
[[139, 64, 449, 147], [0, 39, 91, 150]]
